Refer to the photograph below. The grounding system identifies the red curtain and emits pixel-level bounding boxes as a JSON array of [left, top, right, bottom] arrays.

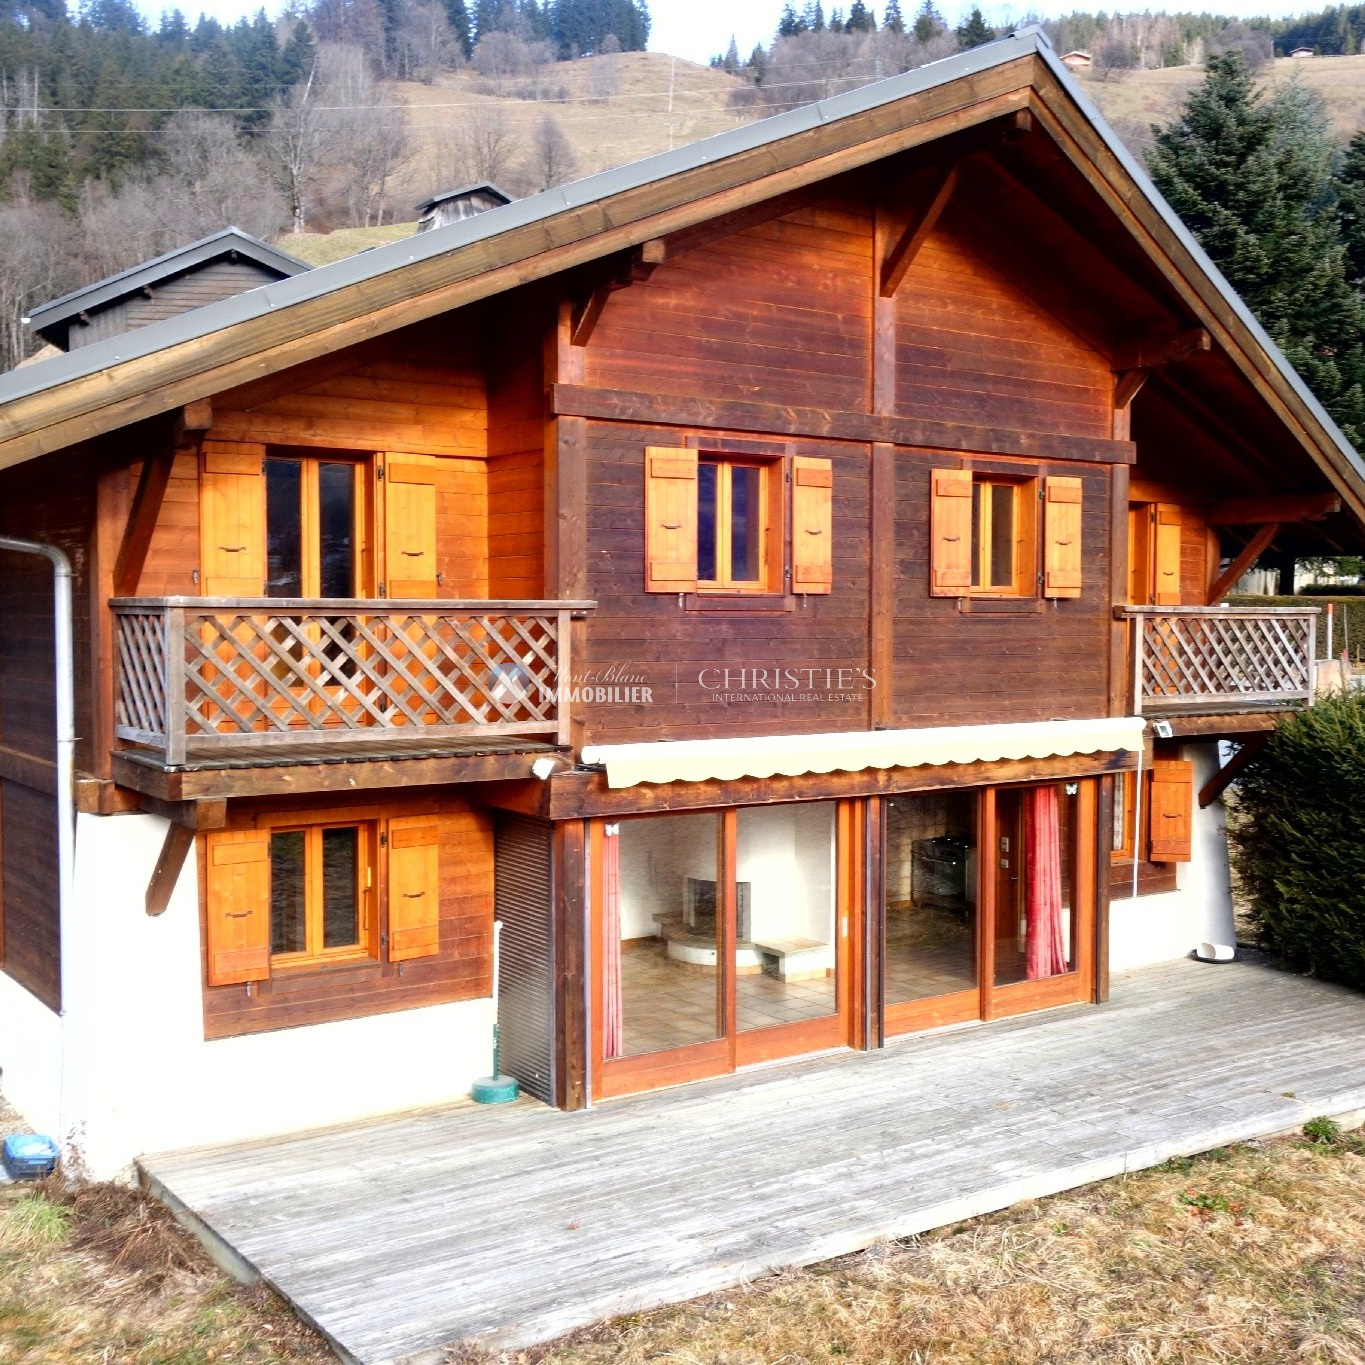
[[1024, 786, 1068, 980], [602, 827, 623, 1059]]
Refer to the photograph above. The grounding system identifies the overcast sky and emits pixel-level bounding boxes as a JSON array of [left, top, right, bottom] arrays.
[[131, 0, 1331, 68]]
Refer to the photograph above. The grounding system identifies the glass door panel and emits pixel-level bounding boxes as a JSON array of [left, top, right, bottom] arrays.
[[883, 791, 979, 1011], [993, 783, 1079, 987], [735, 802, 838, 1035], [605, 813, 722, 1060]]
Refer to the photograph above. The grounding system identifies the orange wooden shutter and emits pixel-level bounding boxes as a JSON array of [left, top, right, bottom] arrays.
[[200, 442, 265, 596], [1154, 504, 1183, 606], [383, 456, 438, 598], [929, 467, 973, 595], [791, 456, 833, 594], [1146, 759, 1193, 862], [1043, 476, 1083, 599], [387, 815, 441, 961], [644, 446, 698, 592], [204, 829, 271, 985]]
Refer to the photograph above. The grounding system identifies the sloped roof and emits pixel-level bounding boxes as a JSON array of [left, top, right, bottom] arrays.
[[25, 228, 310, 341], [414, 183, 512, 216], [1, 28, 1362, 525]]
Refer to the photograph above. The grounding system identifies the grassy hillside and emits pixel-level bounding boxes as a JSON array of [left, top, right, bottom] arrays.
[[281, 51, 1365, 262]]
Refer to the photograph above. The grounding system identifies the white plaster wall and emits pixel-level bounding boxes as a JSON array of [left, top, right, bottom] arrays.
[[1109, 742, 1238, 972], [0, 968, 62, 1137], [62, 812, 493, 1180], [736, 802, 835, 945]]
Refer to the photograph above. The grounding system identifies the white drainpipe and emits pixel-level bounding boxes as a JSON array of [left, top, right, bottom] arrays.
[[0, 536, 76, 1148]]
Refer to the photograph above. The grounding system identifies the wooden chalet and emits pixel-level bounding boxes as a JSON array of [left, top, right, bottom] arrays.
[[0, 29, 1360, 1178]]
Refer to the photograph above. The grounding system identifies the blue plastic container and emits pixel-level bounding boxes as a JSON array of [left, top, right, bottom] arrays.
[[2, 1133, 59, 1180]]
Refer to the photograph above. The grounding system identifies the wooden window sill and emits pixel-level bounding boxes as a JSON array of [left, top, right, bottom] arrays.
[[956, 597, 1047, 615], [683, 593, 794, 613], [268, 951, 377, 976]]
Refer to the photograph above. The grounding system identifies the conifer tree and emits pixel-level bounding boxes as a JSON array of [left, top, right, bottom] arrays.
[[1336, 128, 1365, 288], [954, 5, 992, 48], [777, 2, 804, 36], [881, 0, 903, 35], [1149, 52, 1365, 446], [911, 0, 942, 41]]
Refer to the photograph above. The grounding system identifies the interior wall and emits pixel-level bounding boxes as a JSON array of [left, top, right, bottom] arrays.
[[735, 802, 835, 946], [617, 812, 717, 940]]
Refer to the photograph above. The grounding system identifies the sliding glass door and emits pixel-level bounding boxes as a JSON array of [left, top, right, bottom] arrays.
[[592, 801, 852, 1098]]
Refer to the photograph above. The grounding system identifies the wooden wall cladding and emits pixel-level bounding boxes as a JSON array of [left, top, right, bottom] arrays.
[[0, 779, 60, 1010], [213, 343, 488, 459], [896, 225, 1113, 441], [578, 420, 871, 746], [891, 452, 1112, 727], [584, 201, 874, 412], [202, 791, 495, 1039], [487, 331, 546, 599]]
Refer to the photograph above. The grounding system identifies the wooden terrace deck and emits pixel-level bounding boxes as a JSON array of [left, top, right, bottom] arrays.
[[140, 957, 1365, 1365]]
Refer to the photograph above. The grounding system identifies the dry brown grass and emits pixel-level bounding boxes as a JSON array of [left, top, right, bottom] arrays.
[[0, 1171, 334, 1364], [461, 1131, 1365, 1365]]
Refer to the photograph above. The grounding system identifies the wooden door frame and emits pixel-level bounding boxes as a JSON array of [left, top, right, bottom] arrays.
[[588, 799, 858, 1100]]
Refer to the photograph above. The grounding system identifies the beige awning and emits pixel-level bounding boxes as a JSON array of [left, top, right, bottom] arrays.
[[581, 716, 1146, 789]]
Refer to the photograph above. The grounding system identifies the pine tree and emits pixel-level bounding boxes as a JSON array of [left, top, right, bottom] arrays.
[[846, 0, 874, 32], [442, 0, 471, 55], [954, 5, 993, 48], [911, 0, 942, 42], [882, 0, 903, 36], [1149, 52, 1365, 447], [1337, 128, 1365, 290], [777, 1, 804, 35]]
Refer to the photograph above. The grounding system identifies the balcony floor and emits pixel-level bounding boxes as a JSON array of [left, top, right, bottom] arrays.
[[140, 956, 1365, 1365]]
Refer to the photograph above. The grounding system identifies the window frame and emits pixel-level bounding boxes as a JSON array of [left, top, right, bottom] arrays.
[[267, 820, 378, 972], [695, 454, 783, 595], [264, 449, 372, 600], [969, 473, 1036, 598]]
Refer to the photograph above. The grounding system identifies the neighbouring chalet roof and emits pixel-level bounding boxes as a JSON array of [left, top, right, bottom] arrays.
[[1, 27, 1364, 527], [25, 228, 310, 351], [414, 183, 513, 229], [582, 716, 1147, 788]]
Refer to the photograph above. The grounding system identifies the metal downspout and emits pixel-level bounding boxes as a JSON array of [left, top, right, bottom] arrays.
[[0, 536, 76, 1148]]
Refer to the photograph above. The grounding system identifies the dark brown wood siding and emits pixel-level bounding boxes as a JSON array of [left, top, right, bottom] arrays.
[[891, 451, 1114, 726]]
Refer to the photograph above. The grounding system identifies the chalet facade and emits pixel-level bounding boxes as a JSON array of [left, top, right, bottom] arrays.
[[0, 30, 1359, 1178]]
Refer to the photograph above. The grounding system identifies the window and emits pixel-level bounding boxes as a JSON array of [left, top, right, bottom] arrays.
[[971, 477, 1023, 593], [930, 467, 1082, 600], [698, 459, 769, 590], [204, 815, 441, 986], [265, 456, 361, 599], [268, 824, 371, 967], [644, 446, 832, 596]]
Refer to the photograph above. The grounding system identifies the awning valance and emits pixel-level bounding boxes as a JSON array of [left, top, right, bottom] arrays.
[[580, 716, 1146, 789]]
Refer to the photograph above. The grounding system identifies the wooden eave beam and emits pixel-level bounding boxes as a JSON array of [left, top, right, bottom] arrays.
[[1111, 327, 1211, 373], [1206, 521, 1280, 604], [570, 242, 666, 346], [1198, 733, 1270, 808], [1208, 492, 1341, 525], [880, 165, 959, 297], [1113, 369, 1148, 410], [146, 821, 195, 917], [0, 66, 1038, 470]]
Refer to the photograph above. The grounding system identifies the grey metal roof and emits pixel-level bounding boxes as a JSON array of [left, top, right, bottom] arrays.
[[25, 227, 310, 335], [1, 26, 1362, 501]]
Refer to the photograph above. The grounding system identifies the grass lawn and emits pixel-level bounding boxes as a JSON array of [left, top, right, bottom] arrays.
[[2, 1122, 1364, 1363]]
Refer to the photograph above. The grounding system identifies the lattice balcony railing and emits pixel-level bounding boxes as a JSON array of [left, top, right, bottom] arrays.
[[113, 598, 593, 764], [1123, 606, 1319, 714]]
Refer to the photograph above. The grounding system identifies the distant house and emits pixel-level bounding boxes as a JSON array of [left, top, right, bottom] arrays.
[[1290, 46, 1316, 58], [415, 184, 513, 233], [1061, 49, 1092, 69], [26, 228, 308, 353]]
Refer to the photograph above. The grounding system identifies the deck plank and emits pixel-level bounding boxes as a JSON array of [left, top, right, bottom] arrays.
[[141, 958, 1365, 1364]]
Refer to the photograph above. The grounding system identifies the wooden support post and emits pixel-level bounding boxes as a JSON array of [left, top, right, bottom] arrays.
[[1206, 522, 1279, 604], [1094, 775, 1113, 1004], [1107, 462, 1130, 716], [1113, 369, 1148, 412], [880, 166, 958, 298], [1111, 327, 1211, 372], [146, 821, 195, 917], [553, 819, 587, 1110], [1197, 733, 1270, 809], [869, 444, 896, 728]]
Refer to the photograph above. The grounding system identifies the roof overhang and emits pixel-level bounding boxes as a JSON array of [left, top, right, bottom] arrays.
[[581, 716, 1147, 788], [0, 30, 1362, 534]]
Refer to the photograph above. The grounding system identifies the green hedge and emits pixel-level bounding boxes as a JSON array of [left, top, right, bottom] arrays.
[[1228, 595, 1365, 661], [1230, 691, 1365, 990]]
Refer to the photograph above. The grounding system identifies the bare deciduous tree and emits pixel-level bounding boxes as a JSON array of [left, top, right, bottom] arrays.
[[396, 0, 462, 83], [266, 59, 331, 232], [524, 112, 576, 191], [454, 101, 518, 184], [0, 202, 77, 371]]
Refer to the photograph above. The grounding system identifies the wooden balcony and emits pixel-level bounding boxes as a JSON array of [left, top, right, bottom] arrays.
[[1122, 605, 1319, 715], [112, 598, 593, 768]]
